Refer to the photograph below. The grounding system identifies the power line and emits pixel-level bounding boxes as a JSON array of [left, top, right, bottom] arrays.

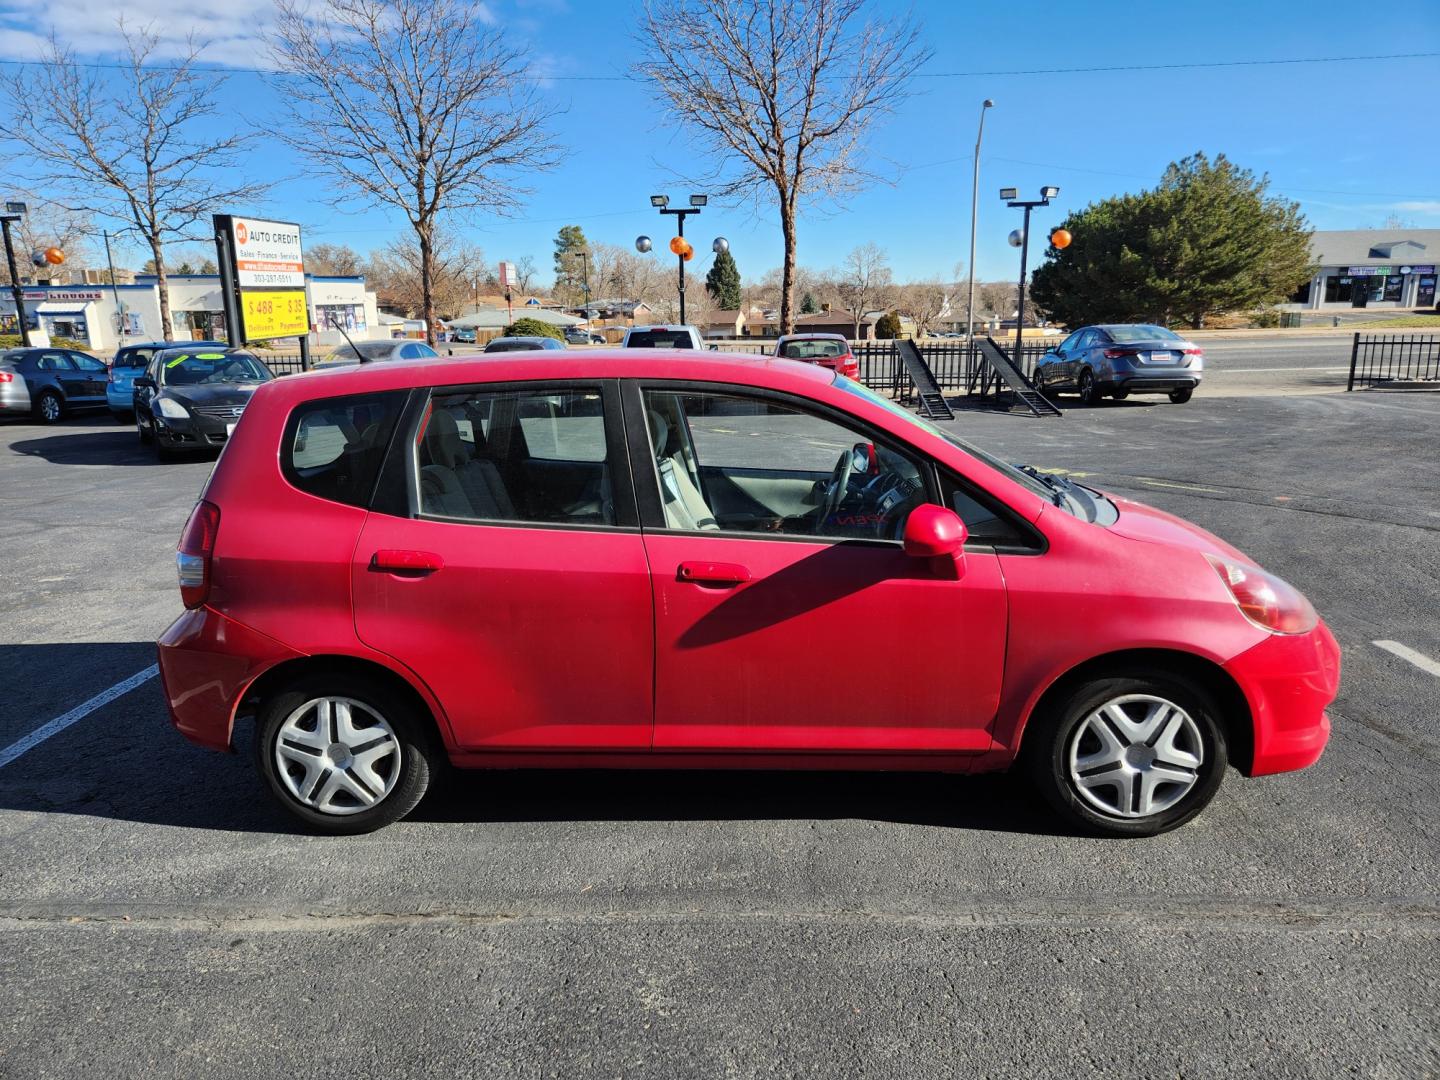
[[0, 50, 1431, 81]]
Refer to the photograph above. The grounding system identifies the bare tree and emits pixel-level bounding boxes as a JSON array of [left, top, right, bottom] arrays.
[[636, 0, 928, 334], [307, 243, 366, 276], [366, 229, 485, 318], [897, 279, 951, 337], [834, 243, 892, 337], [270, 0, 560, 344], [513, 255, 538, 295], [2, 25, 264, 339]]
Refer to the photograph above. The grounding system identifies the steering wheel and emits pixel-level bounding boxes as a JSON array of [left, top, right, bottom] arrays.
[[817, 443, 864, 531]]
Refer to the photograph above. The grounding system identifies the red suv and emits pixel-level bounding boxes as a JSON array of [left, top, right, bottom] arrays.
[[774, 333, 860, 379], [159, 352, 1338, 835]]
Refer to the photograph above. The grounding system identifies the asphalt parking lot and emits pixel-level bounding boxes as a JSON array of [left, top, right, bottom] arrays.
[[2, 378, 1438, 1077]]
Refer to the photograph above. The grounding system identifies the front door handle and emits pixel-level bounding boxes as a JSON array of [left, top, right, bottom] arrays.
[[677, 561, 751, 587], [371, 549, 444, 576]]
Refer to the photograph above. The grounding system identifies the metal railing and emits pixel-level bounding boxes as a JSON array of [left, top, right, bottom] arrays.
[[1347, 334, 1440, 390], [262, 352, 306, 376]]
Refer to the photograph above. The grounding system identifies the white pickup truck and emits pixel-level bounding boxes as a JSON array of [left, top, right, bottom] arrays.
[[620, 325, 705, 349]]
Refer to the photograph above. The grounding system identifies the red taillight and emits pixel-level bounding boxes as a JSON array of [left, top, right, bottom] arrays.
[[1206, 555, 1317, 635], [1103, 348, 1138, 359], [177, 500, 221, 609], [1183, 348, 1203, 356], [0, 371, 12, 383]]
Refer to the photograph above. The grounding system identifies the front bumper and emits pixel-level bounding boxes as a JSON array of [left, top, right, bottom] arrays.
[[154, 412, 240, 449], [1223, 619, 1340, 776], [158, 606, 304, 751]]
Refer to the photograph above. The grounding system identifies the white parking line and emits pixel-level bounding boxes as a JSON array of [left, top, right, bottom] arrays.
[[1373, 641, 1440, 678], [0, 664, 159, 770]]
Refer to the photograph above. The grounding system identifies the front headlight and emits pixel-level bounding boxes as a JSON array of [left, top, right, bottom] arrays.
[[155, 397, 190, 419]]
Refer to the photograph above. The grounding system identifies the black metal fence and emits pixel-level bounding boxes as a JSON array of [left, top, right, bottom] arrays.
[[849, 340, 1052, 399], [262, 352, 306, 376], [1347, 334, 1440, 390]]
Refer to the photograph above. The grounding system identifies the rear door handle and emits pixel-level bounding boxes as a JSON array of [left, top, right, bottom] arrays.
[[677, 561, 751, 586], [371, 549, 444, 576]]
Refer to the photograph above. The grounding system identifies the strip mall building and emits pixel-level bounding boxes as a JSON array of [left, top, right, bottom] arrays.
[[0, 273, 383, 351], [1287, 229, 1439, 312]]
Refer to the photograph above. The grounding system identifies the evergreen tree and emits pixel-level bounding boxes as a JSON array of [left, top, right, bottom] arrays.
[[705, 247, 742, 309], [875, 310, 903, 339], [1030, 152, 1313, 328], [800, 290, 818, 314], [552, 225, 589, 303]]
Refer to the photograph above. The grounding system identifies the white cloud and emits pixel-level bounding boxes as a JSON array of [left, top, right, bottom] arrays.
[[1391, 200, 1440, 215]]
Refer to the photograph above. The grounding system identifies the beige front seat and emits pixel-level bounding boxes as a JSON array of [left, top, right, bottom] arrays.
[[649, 410, 718, 531]]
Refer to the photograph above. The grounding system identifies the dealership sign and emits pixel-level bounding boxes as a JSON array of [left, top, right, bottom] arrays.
[[214, 213, 311, 344]]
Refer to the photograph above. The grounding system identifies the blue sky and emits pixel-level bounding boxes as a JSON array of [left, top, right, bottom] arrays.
[[1, 0, 1437, 284]]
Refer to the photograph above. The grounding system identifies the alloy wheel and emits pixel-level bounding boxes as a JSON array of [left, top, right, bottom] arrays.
[[1066, 693, 1204, 819], [1078, 371, 1097, 406], [273, 696, 402, 816], [39, 394, 61, 422]]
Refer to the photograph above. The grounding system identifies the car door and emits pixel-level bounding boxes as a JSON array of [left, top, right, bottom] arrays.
[[67, 352, 109, 403], [1038, 331, 1077, 388], [35, 352, 86, 401], [351, 381, 655, 750], [629, 383, 1008, 753], [1059, 329, 1092, 386]]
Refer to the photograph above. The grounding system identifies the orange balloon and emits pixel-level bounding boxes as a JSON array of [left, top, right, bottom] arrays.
[[682, 247, 694, 262], [44, 246, 64, 265], [1049, 229, 1072, 250], [668, 236, 686, 255]]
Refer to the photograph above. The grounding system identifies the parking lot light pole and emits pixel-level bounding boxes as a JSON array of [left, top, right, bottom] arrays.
[[966, 99, 993, 354], [652, 194, 705, 324], [1000, 185, 1058, 362], [1, 203, 31, 346]]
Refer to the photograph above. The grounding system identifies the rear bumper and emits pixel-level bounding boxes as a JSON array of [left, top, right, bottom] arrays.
[[1105, 373, 1202, 393], [1223, 619, 1341, 776], [158, 606, 304, 752], [106, 386, 133, 411], [0, 385, 32, 413]]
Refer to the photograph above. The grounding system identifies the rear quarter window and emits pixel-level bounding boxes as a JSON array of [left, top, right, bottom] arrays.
[[626, 330, 694, 348], [282, 391, 408, 507]]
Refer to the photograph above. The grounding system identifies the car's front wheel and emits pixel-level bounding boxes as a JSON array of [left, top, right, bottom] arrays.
[[1023, 670, 1228, 837], [255, 672, 438, 834], [137, 413, 154, 445]]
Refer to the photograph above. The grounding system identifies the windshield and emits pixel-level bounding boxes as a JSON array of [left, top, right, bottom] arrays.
[[159, 351, 271, 386], [626, 329, 694, 348], [1106, 324, 1181, 343], [486, 340, 544, 352], [779, 339, 845, 359], [836, 379, 1056, 503], [328, 342, 394, 362]]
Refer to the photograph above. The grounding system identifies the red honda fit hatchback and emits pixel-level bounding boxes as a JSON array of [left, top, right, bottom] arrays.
[[158, 352, 1339, 835]]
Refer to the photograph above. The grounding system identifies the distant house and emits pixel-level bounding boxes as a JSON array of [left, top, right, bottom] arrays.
[[701, 309, 747, 338], [793, 311, 877, 340]]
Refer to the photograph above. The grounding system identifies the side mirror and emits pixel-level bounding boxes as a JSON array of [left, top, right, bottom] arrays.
[[903, 504, 968, 580]]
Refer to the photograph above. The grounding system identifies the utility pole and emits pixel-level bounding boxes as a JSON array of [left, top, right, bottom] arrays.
[[966, 99, 993, 360], [1, 203, 31, 346], [103, 230, 124, 341]]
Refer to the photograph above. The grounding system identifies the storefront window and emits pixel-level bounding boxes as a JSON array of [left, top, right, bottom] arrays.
[[316, 304, 367, 332], [1324, 276, 1354, 303], [1383, 276, 1403, 302]]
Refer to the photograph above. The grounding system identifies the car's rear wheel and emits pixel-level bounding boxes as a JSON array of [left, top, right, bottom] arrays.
[[1023, 670, 1228, 837], [1077, 369, 1101, 407], [1169, 388, 1194, 404], [1111, 389, 1129, 401], [255, 673, 438, 834], [34, 391, 63, 424]]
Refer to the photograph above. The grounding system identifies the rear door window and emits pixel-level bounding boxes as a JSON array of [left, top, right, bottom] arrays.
[[416, 387, 616, 526], [283, 391, 408, 507]]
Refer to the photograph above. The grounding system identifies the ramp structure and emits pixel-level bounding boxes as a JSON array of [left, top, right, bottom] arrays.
[[977, 337, 1061, 418], [894, 338, 954, 419]]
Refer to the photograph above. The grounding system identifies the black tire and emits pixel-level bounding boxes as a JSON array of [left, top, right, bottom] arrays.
[[1077, 369, 1101, 407], [137, 413, 153, 445], [1022, 669, 1228, 837], [255, 671, 440, 834], [1111, 389, 1129, 401], [33, 390, 64, 424], [1169, 388, 1194, 404], [113, 410, 133, 424]]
